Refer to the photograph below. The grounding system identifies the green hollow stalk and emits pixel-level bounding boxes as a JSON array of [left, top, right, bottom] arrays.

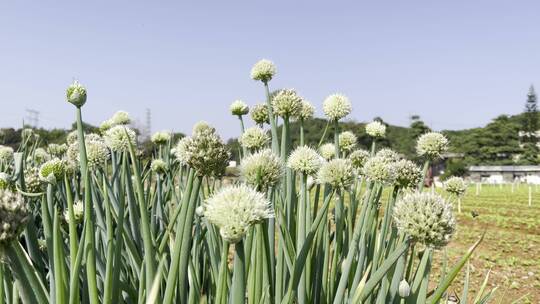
[[333, 120, 340, 158], [75, 107, 99, 304], [418, 160, 430, 190], [231, 240, 246, 304], [177, 174, 203, 302], [216, 240, 230, 304], [296, 173, 308, 304], [264, 81, 279, 154], [127, 136, 156, 300]]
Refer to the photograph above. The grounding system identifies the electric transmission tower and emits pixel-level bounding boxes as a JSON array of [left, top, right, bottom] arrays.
[[145, 108, 152, 140], [25, 109, 40, 128]]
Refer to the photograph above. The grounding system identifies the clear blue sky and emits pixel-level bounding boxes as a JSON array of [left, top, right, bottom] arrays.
[[1, 1, 539, 139]]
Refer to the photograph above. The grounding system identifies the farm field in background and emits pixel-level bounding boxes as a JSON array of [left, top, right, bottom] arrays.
[[432, 184, 540, 303]]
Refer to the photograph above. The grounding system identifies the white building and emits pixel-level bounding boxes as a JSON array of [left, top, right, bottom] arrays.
[[468, 166, 540, 184]]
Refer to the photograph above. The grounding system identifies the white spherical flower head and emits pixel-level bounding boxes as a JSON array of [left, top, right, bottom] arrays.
[[444, 176, 467, 197], [349, 149, 370, 170], [151, 131, 172, 146], [365, 121, 386, 138], [393, 192, 456, 248], [416, 132, 449, 159], [184, 125, 230, 177], [272, 89, 303, 118], [0, 172, 11, 190], [323, 94, 352, 121], [392, 159, 423, 189], [192, 121, 213, 135], [204, 184, 273, 243], [21, 128, 34, 141], [34, 148, 51, 164], [66, 80, 87, 107], [375, 148, 401, 163], [240, 149, 284, 190], [296, 99, 315, 121], [338, 131, 357, 154], [251, 104, 270, 125], [317, 158, 354, 189], [99, 119, 114, 133], [0, 190, 29, 245], [239, 127, 270, 151], [0, 145, 14, 163], [362, 156, 397, 184], [151, 159, 168, 175], [174, 137, 190, 166], [39, 158, 67, 184], [319, 143, 336, 160], [250, 59, 276, 83], [64, 200, 84, 225], [398, 280, 411, 297], [66, 130, 78, 145], [230, 100, 250, 116], [24, 167, 45, 193], [110, 111, 131, 125], [47, 144, 67, 157], [287, 146, 323, 175], [86, 139, 110, 170], [104, 125, 137, 152]]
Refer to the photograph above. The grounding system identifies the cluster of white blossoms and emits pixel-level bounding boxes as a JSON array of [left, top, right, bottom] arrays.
[[295, 99, 315, 121], [203, 184, 273, 243], [86, 137, 110, 170], [323, 94, 352, 121], [230, 100, 249, 116], [317, 158, 354, 189], [240, 149, 284, 190], [393, 192, 456, 248], [151, 131, 172, 146], [111, 111, 131, 125], [0, 145, 14, 163], [104, 125, 137, 152], [287, 146, 323, 175], [0, 172, 11, 190], [150, 159, 168, 175], [182, 123, 230, 177], [66, 80, 87, 107], [348, 149, 370, 170], [272, 89, 303, 118], [66, 134, 108, 170], [99, 111, 132, 133], [24, 167, 45, 193], [239, 127, 269, 151], [174, 137, 190, 166], [66, 130, 79, 145], [250, 104, 270, 125], [39, 158, 67, 184], [375, 148, 401, 163], [362, 156, 397, 184], [64, 200, 84, 225], [392, 159, 423, 189], [47, 143, 67, 157], [444, 176, 467, 197], [34, 148, 51, 164], [319, 143, 336, 160], [365, 121, 386, 138], [21, 128, 34, 141], [250, 59, 276, 83], [0, 190, 29, 245], [338, 131, 357, 154], [416, 132, 449, 159]]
